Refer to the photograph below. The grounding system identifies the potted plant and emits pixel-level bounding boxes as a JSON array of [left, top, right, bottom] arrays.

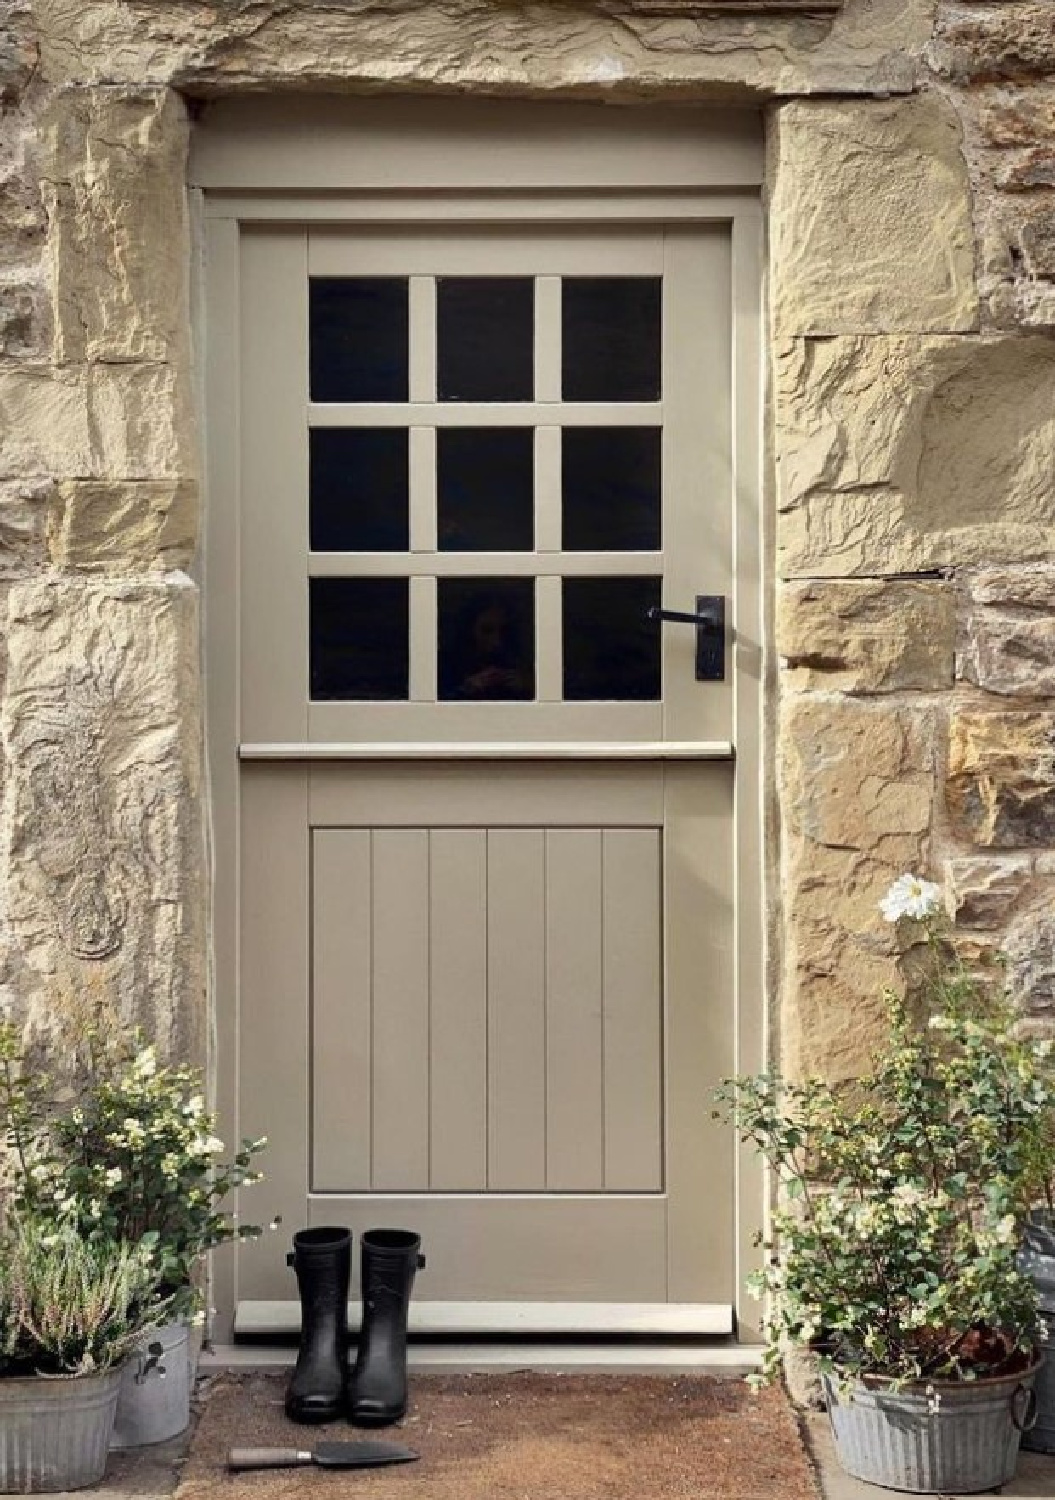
[[0, 1019, 268, 1449], [718, 874, 1051, 1495], [0, 1214, 170, 1491]]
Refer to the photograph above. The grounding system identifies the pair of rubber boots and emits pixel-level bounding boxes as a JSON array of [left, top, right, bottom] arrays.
[[285, 1226, 425, 1427]]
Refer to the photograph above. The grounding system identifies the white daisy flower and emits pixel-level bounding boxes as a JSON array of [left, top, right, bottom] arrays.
[[879, 873, 942, 923]]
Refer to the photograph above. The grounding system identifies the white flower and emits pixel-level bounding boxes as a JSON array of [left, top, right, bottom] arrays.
[[200, 1135, 224, 1155], [184, 1095, 205, 1118], [103, 1167, 123, 1188], [132, 1046, 158, 1079], [880, 874, 942, 924]]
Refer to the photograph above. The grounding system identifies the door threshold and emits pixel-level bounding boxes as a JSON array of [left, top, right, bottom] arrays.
[[202, 1338, 763, 1376]]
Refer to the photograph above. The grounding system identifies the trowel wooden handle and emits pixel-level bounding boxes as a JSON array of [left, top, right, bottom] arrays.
[[228, 1448, 312, 1471]]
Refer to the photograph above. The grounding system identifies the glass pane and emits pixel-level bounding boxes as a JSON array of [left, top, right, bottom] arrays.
[[563, 576, 661, 701], [562, 428, 661, 551], [437, 429, 534, 552], [562, 278, 662, 403], [310, 279, 408, 403], [438, 578, 535, 701], [437, 278, 534, 402], [310, 578, 409, 700], [310, 429, 408, 552]]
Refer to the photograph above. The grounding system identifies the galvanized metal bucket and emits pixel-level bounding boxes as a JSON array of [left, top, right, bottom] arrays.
[[110, 1321, 192, 1450], [823, 1361, 1041, 1494], [1018, 1214, 1055, 1453], [0, 1366, 123, 1492]]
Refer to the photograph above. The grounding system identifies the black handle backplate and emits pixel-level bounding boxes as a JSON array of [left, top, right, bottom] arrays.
[[647, 595, 725, 682]]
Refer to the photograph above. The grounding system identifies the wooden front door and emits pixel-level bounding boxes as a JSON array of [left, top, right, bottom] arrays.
[[199, 100, 763, 1340]]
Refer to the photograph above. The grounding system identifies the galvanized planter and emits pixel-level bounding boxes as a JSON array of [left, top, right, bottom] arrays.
[[0, 1366, 124, 1493], [1018, 1212, 1055, 1454], [110, 1321, 193, 1450], [822, 1362, 1041, 1495]]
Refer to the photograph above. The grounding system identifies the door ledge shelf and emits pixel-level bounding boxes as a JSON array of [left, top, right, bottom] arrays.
[[204, 1341, 761, 1376], [239, 741, 735, 761], [234, 1299, 734, 1338]]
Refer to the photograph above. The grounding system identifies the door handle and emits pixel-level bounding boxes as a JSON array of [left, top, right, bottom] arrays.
[[646, 595, 725, 682]]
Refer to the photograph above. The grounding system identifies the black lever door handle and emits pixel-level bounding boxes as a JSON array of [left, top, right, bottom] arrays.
[[646, 595, 725, 682]]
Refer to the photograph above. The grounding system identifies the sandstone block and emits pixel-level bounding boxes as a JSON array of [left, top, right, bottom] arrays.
[[43, 88, 189, 365], [947, 709, 1055, 847], [0, 576, 206, 1061], [780, 697, 934, 1080], [944, 855, 1032, 928], [959, 563, 1055, 698], [769, 96, 978, 336], [1020, 209, 1055, 278], [775, 335, 1055, 577], [0, 365, 90, 479], [980, 87, 1055, 148], [0, 6, 37, 106], [777, 579, 954, 693], [1005, 912, 1055, 1014], [930, 7, 1055, 83], [88, 363, 196, 481], [48, 480, 197, 572], [997, 151, 1055, 192]]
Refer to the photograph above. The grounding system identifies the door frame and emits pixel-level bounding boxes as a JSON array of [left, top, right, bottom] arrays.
[[194, 97, 766, 1345]]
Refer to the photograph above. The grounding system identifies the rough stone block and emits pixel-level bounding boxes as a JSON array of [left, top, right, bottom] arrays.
[[0, 6, 37, 106], [1005, 912, 1055, 1014], [0, 365, 91, 479], [1020, 209, 1055, 278], [0, 576, 206, 1061], [775, 335, 1055, 577], [768, 95, 978, 336], [42, 87, 189, 365], [88, 363, 196, 481], [947, 709, 1055, 847], [48, 479, 197, 572], [997, 150, 1055, 192], [944, 855, 1032, 928], [777, 579, 954, 693], [979, 87, 1055, 148], [780, 697, 934, 1080], [930, 6, 1055, 83], [959, 563, 1055, 698]]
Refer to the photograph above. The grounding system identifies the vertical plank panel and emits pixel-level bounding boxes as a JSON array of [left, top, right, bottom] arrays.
[[487, 830, 546, 1188], [312, 830, 372, 1191], [603, 829, 663, 1191], [429, 831, 488, 1189], [371, 830, 430, 1189], [546, 831, 604, 1190]]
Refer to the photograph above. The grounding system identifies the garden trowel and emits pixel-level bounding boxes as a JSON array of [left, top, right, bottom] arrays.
[[228, 1441, 419, 1472]]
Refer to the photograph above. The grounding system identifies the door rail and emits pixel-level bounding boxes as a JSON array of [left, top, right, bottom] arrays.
[[238, 741, 735, 761]]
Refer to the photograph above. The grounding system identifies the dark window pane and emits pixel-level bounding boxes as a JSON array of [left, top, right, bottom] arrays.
[[310, 429, 408, 552], [437, 429, 534, 552], [437, 279, 534, 402], [310, 578, 408, 700], [562, 278, 662, 402], [563, 577, 661, 701], [562, 428, 661, 552], [438, 578, 534, 701], [310, 279, 408, 402]]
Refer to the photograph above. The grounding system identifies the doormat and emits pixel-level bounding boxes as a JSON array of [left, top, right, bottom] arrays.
[[178, 1371, 820, 1500]]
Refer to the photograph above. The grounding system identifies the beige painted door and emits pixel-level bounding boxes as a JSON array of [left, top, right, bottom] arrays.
[[220, 211, 751, 1335]]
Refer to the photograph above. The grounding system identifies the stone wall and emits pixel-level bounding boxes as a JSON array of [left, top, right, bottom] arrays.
[[0, 0, 1051, 1084]]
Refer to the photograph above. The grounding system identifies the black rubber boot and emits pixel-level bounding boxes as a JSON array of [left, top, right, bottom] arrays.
[[285, 1226, 352, 1423], [348, 1229, 426, 1427]]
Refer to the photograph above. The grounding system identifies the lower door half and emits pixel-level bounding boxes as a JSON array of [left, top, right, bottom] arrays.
[[234, 757, 735, 1334]]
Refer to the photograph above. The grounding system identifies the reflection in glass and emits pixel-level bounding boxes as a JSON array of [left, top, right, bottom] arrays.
[[562, 278, 662, 403], [563, 576, 661, 701], [437, 279, 534, 402], [310, 279, 409, 403], [310, 429, 409, 552], [562, 428, 661, 551], [310, 578, 409, 700], [437, 429, 534, 552], [438, 578, 535, 701]]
